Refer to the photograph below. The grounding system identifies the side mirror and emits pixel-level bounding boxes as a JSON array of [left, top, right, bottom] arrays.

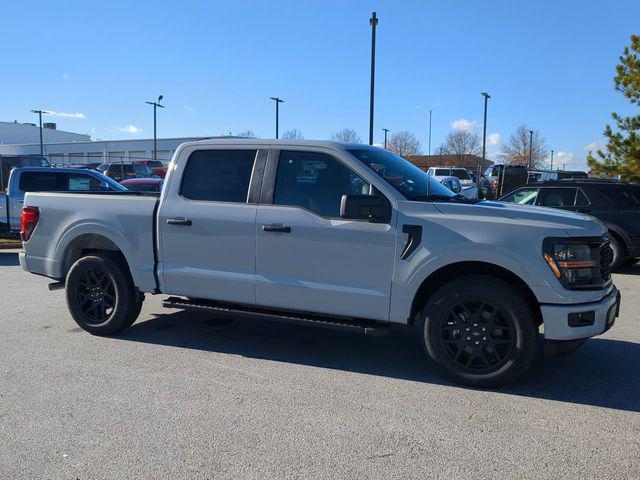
[[340, 194, 391, 223]]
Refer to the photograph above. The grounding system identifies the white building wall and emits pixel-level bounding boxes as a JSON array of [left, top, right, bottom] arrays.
[[0, 121, 90, 145], [0, 136, 219, 164]]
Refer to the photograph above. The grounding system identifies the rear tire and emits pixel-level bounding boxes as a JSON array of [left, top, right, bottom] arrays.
[[65, 254, 142, 335], [421, 275, 537, 388]]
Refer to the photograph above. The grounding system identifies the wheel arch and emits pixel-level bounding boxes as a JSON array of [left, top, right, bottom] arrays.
[[60, 233, 131, 280], [409, 261, 542, 327]]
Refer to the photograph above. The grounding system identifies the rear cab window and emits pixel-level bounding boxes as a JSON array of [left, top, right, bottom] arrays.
[[180, 149, 257, 202]]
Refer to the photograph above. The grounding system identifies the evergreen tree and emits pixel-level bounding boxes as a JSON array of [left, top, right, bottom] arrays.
[[587, 34, 640, 181]]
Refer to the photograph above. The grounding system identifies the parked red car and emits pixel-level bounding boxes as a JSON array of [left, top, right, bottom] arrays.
[[133, 160, 167, 178], [120, 177, 164, 192]]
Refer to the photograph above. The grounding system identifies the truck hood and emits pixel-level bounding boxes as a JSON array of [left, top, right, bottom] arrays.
[[428, 200, 606, 238]]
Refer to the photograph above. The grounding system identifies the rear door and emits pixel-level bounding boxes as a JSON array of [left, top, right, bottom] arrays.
[[254, 148, 396, 321], [159, 146, 267, 304]]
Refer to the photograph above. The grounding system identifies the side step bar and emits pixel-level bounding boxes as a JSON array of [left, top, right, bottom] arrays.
[[162, 296, 390, 336]]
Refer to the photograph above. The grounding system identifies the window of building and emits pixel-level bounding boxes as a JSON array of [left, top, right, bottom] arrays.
[[180, 149, 257, 202], [274, 151, 373, 217]]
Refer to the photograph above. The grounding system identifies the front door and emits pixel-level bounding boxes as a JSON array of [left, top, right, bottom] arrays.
[[255, 149, 396, 321], [159, 147, 263, 304]]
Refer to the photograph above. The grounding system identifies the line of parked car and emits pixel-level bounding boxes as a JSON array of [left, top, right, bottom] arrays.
[[1, 156, 166, 233]]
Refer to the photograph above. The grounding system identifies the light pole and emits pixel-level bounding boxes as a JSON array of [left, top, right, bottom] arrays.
[[145, 95, 164, 161], [270, 97, 284, 139], [528, 130, 534, 169], [382, 128, 389, 149], [30, 109, 45, 156], [368, 12, 378, 146], [550, 149, 554, 171], [428, 109, 432, 156], [478, 92, 491, 187]]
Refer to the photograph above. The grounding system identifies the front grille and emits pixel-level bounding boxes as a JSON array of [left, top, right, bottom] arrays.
[[599, 242, 613, 281]]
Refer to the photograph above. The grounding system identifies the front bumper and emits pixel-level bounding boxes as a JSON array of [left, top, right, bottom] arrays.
[[541, 286, 620, 341]]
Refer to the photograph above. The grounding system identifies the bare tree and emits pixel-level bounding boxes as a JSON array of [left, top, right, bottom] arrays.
[[236, 130, 257, 138], [331, 128, 361, 143], [440, 130, 481, 161], [387, 131, 421, 157], [281, 129, 304, 140], [500, 125, 548, 168]]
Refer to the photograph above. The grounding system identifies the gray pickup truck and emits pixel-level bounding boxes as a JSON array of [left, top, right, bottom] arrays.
[[19, 140, 620, 387]]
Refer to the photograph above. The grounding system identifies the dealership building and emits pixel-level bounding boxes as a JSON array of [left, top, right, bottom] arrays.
[[0, 120, 214, 165]]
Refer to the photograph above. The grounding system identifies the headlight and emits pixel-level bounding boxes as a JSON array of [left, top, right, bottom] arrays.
[[543, 243, 596, 287]]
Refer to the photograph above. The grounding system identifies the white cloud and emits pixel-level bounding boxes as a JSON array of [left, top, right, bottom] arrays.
[[43, 110, 85, 119], [585, 141, 603, 152], [119, 124, 143, 134], [554, 151, 574, 167], [62, 73, 70, 80], [184, 105, 194, 113], [487, 133, 501, 148], [451, 119, 479, 131]]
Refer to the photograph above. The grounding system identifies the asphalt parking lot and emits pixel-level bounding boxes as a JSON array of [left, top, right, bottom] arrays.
[[1, 249, 639, 479]]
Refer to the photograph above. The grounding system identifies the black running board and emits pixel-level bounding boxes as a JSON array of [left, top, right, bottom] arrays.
[[162, 296, 390, 336]]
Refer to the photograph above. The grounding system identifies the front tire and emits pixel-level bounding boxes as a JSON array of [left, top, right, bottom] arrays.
[[421, 275, 537, 388], [65, 254, 142, 335], [609, 235, 626, 271]]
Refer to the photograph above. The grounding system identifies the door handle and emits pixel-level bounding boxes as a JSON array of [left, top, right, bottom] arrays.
[[166, 217, 192, 226], [262, 223, 291, 233]]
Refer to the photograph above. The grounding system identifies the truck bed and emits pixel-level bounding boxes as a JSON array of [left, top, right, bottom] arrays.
[[21, 191, 160, 292]]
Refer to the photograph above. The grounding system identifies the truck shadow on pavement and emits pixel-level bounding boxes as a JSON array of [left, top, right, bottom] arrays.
[[120, 308, 640, 413], [0, 252, 20, 266]]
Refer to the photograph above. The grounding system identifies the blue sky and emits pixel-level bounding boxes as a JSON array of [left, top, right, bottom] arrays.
[[2, 0, 638, 169]]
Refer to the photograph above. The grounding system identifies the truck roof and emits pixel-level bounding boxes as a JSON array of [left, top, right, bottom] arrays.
[[185, 138, 371, 150]]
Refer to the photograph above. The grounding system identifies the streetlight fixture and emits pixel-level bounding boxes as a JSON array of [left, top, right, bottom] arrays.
[[550, 149, 554, 171], [382, 128, 390, 149], [478, 92, 491, 188], [528, 129, 534, 168], [145, 95, 164, 161], [30, 109, 46, 156], [368, 12, 378, 146], [270, 97, 284, 139]]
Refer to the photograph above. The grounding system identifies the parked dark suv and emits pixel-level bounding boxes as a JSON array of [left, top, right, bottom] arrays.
[[97, 163, 156, 182], [500, 180, 640, 269], [479, 164, 529, 199]]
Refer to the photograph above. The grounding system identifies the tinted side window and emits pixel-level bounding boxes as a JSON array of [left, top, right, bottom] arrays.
[[501, 187, 539, 205], [19, 172, 65, 191], [575, 189, 590, 207], [598, 188, 640, 209], [539, 188, 578, 207], [274, 151, 372, 217], [181, 150, 256, 202]]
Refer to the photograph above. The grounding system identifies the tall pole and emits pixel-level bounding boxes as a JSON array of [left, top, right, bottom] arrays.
[[146, 95, 164, 161], [153, 104, 157, 161], [368, 12, 378, 146], [270, 97, 284, 139], [428, 109, 432, 155], [31, 109, 45, 156], [528, 130, 534, 169], [550, 149, 554, 171], [479, 93, 491, 188], [382, 128, 389, 149]]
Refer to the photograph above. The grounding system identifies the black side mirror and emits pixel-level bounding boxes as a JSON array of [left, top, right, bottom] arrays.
[[340, 194, 391, 223]]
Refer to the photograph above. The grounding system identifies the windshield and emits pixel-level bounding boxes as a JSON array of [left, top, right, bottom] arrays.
[[346, 148, 455, 200]]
